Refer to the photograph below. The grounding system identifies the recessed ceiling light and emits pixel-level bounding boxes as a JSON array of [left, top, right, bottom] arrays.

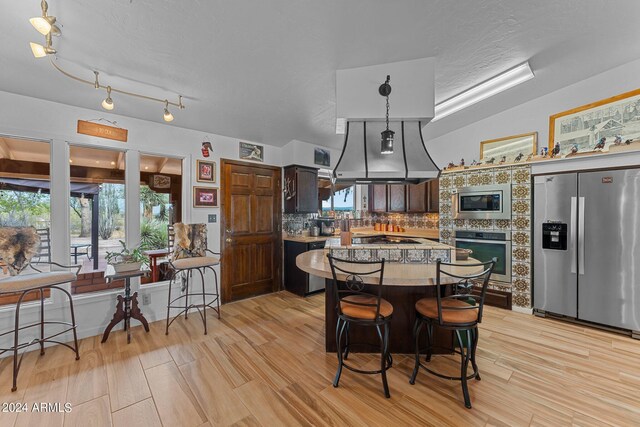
[[110, 161, 115, 165], [432, 61, 534, 122]]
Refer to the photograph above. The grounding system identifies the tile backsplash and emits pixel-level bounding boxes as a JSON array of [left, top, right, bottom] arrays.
[[282, 212, 439, 234]]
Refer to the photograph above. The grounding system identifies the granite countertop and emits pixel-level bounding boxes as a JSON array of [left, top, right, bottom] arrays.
[[324, 236, 452, 250], [282, 235, 332, 243]]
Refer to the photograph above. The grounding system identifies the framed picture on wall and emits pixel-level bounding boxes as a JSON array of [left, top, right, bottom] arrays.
[[480, 132, 537, 163], [150, 174, 171, 189], [239, 141, 264, 162], [314, 147, 331, 167], [196, 160, 216, 183], [193, 187, 219, 208], [549, 88, 640, 156]]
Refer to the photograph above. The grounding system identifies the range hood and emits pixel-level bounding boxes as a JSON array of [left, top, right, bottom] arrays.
[[332, 120, 440, 184]]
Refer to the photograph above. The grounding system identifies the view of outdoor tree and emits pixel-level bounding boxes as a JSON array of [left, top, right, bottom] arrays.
[[140, 185, 171, 249], [0, 190, 50, 227]]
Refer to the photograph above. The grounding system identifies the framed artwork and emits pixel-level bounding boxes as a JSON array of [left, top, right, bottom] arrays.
[[196, 160, 216, 183], [314, 147, 331, 167], [150, 174, 171, 189], [193, 187, 219, 208], [549, 88, 640, 156], [480, 132, 537, 163], [239, 141, 264, 162]]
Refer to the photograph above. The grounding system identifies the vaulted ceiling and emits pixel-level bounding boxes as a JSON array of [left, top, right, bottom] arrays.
[[2, 0, 640, 148]]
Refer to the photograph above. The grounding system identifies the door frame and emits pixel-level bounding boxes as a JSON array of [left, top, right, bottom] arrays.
[[220, 158, 282, 302]]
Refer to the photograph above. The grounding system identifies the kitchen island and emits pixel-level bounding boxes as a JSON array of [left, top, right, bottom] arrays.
[[296, 249, 483, 354]]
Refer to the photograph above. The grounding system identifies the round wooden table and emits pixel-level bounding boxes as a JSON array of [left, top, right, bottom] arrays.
[[296, 250, 482, 354]]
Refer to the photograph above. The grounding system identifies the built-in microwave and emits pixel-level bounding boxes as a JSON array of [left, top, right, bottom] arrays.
[[452, 184, 511, 220]]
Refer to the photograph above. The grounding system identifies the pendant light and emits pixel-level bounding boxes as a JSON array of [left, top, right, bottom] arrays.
[[379, 75, 394, 154], [30, 0, 61, 36], [101, 86, 114, 110], [163, 100, 174, 122]]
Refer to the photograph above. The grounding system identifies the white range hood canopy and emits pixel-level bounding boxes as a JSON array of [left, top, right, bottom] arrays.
[[333, 57, 440, 184]]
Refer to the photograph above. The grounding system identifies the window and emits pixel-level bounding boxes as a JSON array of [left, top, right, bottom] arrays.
[[0, 137, 51, 304], [322, 184, 355, 214], [139, 153, 182, 284], [69, 145, 126, 294]]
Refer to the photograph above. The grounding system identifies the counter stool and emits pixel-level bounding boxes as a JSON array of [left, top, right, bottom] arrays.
[[165, 224, 221, 335], [0, 262, 81, 392], [327, 254, 393, 398], [409, 258, 495, 408]]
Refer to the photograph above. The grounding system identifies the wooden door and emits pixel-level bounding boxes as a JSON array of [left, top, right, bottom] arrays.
[[407, 183, 427, 213], [221, 160, 282, 302], [369, 184, 388, 212], [388, 185, 406, 212]]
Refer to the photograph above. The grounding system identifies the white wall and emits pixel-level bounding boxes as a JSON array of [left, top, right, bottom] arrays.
[[424, 57, 640, 171], [281, 139, 342, 170], [0, 89, 284, 349]]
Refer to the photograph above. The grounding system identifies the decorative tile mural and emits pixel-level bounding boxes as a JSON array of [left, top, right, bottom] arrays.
[[439, 165, 533, 310]]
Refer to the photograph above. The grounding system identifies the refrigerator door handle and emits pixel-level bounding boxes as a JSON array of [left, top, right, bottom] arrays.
[[578, 196, 585, 275], [570, 196, 577, 274]]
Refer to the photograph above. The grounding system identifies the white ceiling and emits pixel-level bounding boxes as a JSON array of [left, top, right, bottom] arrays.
[[2, 0, 640, 148]]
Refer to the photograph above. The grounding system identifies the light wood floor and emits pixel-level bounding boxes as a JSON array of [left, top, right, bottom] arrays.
[[1, 291, 639, 427]]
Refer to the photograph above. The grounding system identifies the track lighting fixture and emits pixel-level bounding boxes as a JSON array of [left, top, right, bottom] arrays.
[[28, 0, 185, 123], [102, 86, 114, 110], [163, 100, 174, 122], [30, 1, 61, 36]]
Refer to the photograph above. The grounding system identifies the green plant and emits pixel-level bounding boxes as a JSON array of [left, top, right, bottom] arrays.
[[140, 218, 168, 250], [105, 240, 149, 268]]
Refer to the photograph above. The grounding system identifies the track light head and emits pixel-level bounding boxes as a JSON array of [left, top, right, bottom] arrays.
[[163, 100, 174, 122], [30, 41, 55, 58], [102, 86, 114, 110]]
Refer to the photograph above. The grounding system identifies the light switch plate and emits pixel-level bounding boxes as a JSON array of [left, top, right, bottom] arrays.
[[208, 214, 217, 223]]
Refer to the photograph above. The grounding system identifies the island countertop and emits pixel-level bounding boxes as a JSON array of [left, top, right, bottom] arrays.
[[296, 250, 481, 286], [282, 227, 440, 243]]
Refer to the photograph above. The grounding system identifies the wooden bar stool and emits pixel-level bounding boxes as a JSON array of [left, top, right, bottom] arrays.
[[327, 254, 393, 398], [409, 258, 495, 409], [165, 223, 221, 335]]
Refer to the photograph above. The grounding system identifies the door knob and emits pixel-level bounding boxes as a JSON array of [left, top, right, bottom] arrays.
[[225, 238, 232, 243]]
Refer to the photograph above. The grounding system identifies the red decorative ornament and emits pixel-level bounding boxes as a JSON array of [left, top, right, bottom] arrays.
[[201, 141, 212, 158]]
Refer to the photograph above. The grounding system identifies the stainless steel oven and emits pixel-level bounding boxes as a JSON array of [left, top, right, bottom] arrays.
[[455, 230, 511, 282], [453, 184, 511, 220]]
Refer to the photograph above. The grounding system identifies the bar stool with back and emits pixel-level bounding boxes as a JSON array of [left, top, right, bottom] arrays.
[[0, 227, 81, 392], [165, 223, 221, 335], [327, 254, 393, 398], [409, 258, 495, 409]]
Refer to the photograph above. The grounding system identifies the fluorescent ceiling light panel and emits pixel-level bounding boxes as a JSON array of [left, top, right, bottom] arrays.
[[432, 62, 534, 122]]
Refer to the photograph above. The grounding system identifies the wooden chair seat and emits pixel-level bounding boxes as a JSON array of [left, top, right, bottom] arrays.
[[341, 295, 393, 320], [415, 297, 478, 324]]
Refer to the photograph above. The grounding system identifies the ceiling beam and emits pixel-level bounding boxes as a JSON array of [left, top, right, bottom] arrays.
[[156, 157, 169, 173], [0, 138, 14, 160]]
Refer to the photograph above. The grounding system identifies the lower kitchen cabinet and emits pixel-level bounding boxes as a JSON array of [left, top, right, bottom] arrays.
[[284, 240, 326, 296]]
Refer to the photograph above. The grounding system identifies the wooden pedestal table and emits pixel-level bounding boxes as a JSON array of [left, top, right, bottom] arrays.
[[101, 268, 150, 344], [296, 250, 483, 354]]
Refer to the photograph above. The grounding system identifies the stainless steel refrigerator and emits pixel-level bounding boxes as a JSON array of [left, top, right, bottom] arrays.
[[533, 167, 640, 335]]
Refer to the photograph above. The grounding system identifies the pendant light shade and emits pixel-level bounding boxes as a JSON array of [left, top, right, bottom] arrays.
[[30, 17, 52, 35], [102, 86, 114, 110], [163, 100, 174, 122], [29, 42, 48, 58], [381, 129, 395, 154]]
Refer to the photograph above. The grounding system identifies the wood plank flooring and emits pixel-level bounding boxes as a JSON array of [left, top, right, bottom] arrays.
[[0, 291, 639, 426]]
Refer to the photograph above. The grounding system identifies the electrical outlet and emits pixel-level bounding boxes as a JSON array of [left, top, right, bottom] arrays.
[[142, 293, 151, 305], [208, 214, 217, 223]]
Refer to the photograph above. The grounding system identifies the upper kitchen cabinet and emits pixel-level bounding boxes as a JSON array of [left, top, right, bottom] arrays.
[[369, 184, 388, 212], [388, 185, 406, 212], [368, 181, 439, 213], [284, 165, 319, 213]]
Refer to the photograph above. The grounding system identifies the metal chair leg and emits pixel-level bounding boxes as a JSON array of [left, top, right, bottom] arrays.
[[409, 317, 422, 385], [197, 268, 207, 335], [343, 322, 350, 360], [470, 327, 480, 380], [381, 323, 390, 398], [333, 318, 347, 388], [11, 291, 27, 392], [425, 320, 433, 362], [184, 270, 191, 319], [213, 268, 221, 319], [39, 289, 45, 356], [455, 329, 472, 409], [165, 275, 173, 335]]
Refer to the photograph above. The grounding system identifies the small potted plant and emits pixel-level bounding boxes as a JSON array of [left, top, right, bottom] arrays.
[[105, 240, 149, 273]]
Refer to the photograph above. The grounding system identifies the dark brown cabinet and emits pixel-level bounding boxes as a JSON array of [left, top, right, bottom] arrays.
[[388, 185, 406, 212], [368, 180, 439, 214], [283, 165, 318, 213], [369, 184, 388, 212]]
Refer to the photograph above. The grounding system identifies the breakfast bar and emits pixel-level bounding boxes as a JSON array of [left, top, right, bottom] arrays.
[[296, 248, 483, 354]]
